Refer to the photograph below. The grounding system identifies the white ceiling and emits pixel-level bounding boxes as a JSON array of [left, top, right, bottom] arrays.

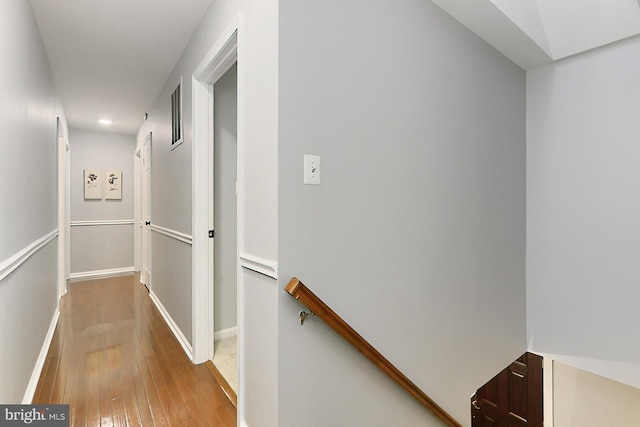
[[29, 0, 640, 136], [431, 0, 640, 70], [30, 0, 213, 135]]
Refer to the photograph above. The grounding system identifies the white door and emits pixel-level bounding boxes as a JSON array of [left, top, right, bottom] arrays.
[[141, 133, 152, 287]]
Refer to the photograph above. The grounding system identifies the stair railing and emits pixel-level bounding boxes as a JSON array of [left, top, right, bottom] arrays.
[[284, 277, 462, 427]]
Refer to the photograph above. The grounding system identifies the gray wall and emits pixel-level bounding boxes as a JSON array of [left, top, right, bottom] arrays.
[[0, 0, 63, 403], [69, 128, 135, 275], [214, 64, 238, 333], [527, 35, 640, 387], [278, 0, 527, 425]]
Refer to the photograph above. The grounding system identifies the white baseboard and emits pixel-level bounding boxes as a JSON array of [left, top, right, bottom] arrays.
[[214, 326, 237, 341], [149, 291, 193, 361], [70, 267, 134, 281], [23, 308, 60, 404]]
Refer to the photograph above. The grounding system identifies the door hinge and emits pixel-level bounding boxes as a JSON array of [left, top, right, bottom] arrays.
[[209, 230, 215, 238]]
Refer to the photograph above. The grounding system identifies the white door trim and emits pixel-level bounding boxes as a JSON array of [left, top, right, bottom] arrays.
[[141, 132, 153, 288], [134, 141, 141, 273], [544, 356, 554, 427], [56, 117, 68, 301], [65, 133, 71, 283], [192, 13, 243, 365]]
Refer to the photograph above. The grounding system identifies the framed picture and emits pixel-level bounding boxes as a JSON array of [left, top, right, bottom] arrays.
[[105, 170, 122, 200], [84, 169, 102, 199], [171, 77, 183, 149]]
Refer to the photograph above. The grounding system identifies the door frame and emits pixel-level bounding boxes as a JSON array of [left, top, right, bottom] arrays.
[[543, 356, 554, 427], [192, 14, 244, 365], [56, 117, 70, 301], [140, 132, 153, 288]]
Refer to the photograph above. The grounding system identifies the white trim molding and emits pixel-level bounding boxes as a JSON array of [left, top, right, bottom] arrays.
[[71, 219, 135, 227], [151, 224, 193, 245], [149, 291, 193, 360], [0, 230, 58, 282], [23, 308, 60, 403], [70, 267, 135, 282], [544, 356, 554, 427], [57, 117, 69, 300], [240, 254, 278, 280]]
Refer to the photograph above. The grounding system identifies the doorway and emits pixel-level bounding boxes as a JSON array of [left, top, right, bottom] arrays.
[[191, 16, 242, 400], [211, 63, 238, 397]]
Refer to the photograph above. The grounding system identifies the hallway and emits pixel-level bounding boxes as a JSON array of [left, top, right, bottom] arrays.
[[32, 275, 236, 427]]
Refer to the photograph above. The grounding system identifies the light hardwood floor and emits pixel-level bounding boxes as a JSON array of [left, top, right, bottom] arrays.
[[32, 275, 236, 427]]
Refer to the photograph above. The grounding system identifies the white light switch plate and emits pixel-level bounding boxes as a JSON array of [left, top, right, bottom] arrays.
[[304, 155, 320, 185]]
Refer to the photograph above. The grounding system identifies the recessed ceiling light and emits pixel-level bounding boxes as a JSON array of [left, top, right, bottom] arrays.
[[98, 119, 113, 125]]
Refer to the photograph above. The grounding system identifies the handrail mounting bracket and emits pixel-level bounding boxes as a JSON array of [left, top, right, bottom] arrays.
[[299, 310, 315, 326]]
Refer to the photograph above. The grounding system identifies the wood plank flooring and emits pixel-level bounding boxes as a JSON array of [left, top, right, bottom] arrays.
[[32, 275, 236, 427]]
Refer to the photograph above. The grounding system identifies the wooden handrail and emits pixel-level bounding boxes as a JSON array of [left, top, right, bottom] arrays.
[[284, 277, 462, 427]]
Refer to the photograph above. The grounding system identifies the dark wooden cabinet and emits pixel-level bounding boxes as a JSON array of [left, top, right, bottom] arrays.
[[472, 352, 543, 427]]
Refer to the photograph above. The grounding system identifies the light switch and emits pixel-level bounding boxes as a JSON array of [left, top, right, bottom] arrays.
[[304, 155, 320, 185]]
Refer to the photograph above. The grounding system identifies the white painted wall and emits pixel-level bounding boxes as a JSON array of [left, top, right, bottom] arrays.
[[0, 0, 64, 403], [69, 128, 135, 276], [553, 361, 640, 426], [136, 0, 278, 425], [278, 0, 526, 425], [214, 64, 238, 332], [527, 35, 640, 388]]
